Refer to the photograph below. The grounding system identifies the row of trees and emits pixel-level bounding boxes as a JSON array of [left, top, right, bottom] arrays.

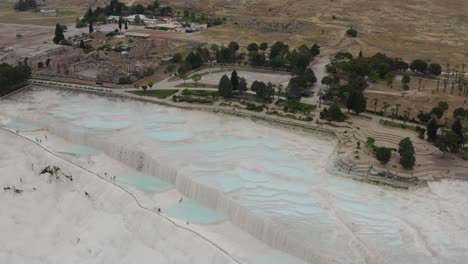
[[14, 0, 36, 11], [78, 0, 172, 27], [181, 9, 225, 27], [0, 63, 31, 96]]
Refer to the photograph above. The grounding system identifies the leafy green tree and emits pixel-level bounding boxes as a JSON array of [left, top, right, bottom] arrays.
[[376, 147, 392, 163], [346, 89, 366, 114], [96, 13, 107, 23], [270, 55, 286, 69], [426, 118, 438, 141], [172, 53, 182, 63], [335, 52, 353, 61], [53, 23, 65, 44], [177, 61, 192, 74], [218, 74, 233, 98], [320, 104, 347, 122], [410, 59, 428, 73], [185, 52, 203, 69], [238, 77, 247, 92], [247, 43, 259, 52], [230, 70, 239, 90], [270, 41, 288, 60], [430, 106, 444, 119], [435, 130, 461, 158], [453, 107, 465, 118], [438, 101, 449, 111], [428, 63, 442, 76], [286, 77, 303, 101], [321, 75, 338, 86], [252, 81, 274, 101], [310, 43, 320, 57], [248, 51, 266, 66], [451, 117, 464, 146], [302, 68, 317, 86], [385, 72, 395, 87], [398, 137, 416, 169], [228, 41, 239, 52], [259, 42, 268, 51]]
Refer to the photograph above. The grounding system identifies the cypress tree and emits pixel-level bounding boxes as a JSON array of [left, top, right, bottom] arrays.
[[89, 22, 94, 33], [426, 118, 438, 141], [79, 39, 85, 49], [218, 75, 233, 98], [53, 24, 65, 44], [451, 117, 464, 146], [231, 70, 239, 90], [398, 137, 416, 169]]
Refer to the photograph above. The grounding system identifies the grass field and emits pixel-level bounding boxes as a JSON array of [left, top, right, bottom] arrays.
[[130, 89, 179, 99]]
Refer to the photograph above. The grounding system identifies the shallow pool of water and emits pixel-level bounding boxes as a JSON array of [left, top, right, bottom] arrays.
[[167, 201, 225, 224], [118, 174, 172, 191], [4, 121, 41, 132]]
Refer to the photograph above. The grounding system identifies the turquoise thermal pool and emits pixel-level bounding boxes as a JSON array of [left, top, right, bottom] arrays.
[[4, 121, 42, 132], [117, 174, 173, 191], [1, 87, 467, 264], [167, 201, 225, 224]]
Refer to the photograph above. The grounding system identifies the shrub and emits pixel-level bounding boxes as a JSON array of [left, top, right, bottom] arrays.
[[246, 103, 264, 112], [346, 28, 358, 38], [376, 147, 392, 164], [320, 103, 347, 122]]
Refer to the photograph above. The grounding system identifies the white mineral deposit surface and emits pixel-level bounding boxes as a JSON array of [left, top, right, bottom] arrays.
[[1, 86, 467, 264]]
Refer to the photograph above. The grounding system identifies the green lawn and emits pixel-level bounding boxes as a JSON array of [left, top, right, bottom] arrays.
[[131, 89, 178, 99], [181, 89, 218, 97]]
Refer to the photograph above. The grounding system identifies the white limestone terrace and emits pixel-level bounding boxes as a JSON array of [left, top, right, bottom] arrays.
[[1, 86, 468, 264]]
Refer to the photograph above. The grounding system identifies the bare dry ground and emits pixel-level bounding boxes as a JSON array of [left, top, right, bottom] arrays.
[[184, 0, 468, 64]]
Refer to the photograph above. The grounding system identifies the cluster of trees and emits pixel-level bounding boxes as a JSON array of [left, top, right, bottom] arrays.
[[409, 59, 442, 75], [417, 101, 449, 123], [0, 63, 31, 96], [247, 41, 320, 74], [178, 47, 210, 74], [331, 52, 442, 87], [251, 80, 274, 101], [424, 109, 465, 157], [181, 9, 225, 27], [319, 103, 347, 122], [78, 0, 172, 27], [217, 70, 248, 98], [287, 68, 317, 101], [211, 42, 241, 64], [14, 0, 36, 11]]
